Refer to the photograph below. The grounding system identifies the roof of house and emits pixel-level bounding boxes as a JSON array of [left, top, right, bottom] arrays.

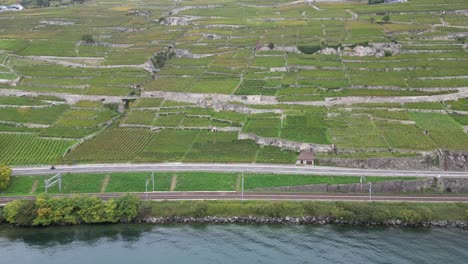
[[297, 151, 315, 160]]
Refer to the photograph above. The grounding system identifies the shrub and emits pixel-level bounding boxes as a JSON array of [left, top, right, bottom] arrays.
[[384, 50, 393, 57], [382, 15, 391, 23], [191, 201, 208, 217], [399, 209, 423, 224], [4, 195, 142, 226], [151, 51, 176, 68], [297, 45, 321, 54], [268, 42, 275, 50], [368, 0, 385, 4], [0, 164, 11, 190], [3, 200, 37, 226], [330, 207, 354, 221], [81, 34, 94, 44], [136, 201, 153, 221], [115, 194, 140, 222]]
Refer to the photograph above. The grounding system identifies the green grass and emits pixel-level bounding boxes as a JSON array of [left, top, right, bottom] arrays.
[[244, 174, 418, 190], [1, 172, 420, 196], [175, 172, 238, 191], [105, 172, 173, 193]]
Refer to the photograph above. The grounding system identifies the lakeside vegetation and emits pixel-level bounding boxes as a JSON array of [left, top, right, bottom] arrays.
[[1, 197, 467, 227]]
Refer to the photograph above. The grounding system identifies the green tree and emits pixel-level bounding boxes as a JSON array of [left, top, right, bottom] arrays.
[[382, 14, 391, 23], [0, 164, 11, 190]]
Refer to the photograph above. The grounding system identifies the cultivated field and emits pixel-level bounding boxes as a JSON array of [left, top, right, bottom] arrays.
[[0, 0, 467, 166]]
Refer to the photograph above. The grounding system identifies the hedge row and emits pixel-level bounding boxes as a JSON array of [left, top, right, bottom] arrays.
[[2, 195, 142, 226]]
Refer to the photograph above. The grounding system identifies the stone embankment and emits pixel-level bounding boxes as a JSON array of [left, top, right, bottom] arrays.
[[317, 153, 440, 171], [144, 216, 468, 228], [251, 177, 468, 194]]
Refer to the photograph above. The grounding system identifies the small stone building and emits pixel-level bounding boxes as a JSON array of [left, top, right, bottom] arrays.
[[296, 151, 315, 166]]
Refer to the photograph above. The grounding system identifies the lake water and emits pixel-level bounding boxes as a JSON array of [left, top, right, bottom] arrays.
[[0, 224, 467, 264]]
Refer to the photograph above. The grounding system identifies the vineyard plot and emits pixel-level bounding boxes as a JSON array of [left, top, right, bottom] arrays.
[[63, 128, 154, 162], [0, 134, 76, 165]]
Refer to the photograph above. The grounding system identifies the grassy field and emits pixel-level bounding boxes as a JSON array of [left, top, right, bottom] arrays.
[[0, 172, 420, 196]]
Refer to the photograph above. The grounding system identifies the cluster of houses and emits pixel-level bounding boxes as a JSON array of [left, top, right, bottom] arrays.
[[0, 4, 24, 12]]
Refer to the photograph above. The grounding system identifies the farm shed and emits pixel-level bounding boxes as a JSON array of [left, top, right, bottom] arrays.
[[296, 151, 315, 166]]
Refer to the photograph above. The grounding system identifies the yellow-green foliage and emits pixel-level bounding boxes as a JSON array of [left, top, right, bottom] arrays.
[[0, 164, 12, 190], [3, 194, 141, 226]]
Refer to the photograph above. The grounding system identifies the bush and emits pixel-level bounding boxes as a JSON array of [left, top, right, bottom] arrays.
[[0, 164, 12, 190], [382, 15, 391, 23], [3, 200, 37, 226], [297, 45, 321, 54], [81, 34, 94, 44], [151, 51, 175, 68], [399, 209, 423, 224], [384, 50, 393, 57], [191, 201, 208, 217], [4, 195, 142, 226], [368, 0, 384, 5], [330, 207, 354, 221], [268, 42, 275, 50], [136, 201, 153, 221], [115, 195, 140, 222]]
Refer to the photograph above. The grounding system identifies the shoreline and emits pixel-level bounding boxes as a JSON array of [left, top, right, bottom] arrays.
[[142, 216, 468, 229]]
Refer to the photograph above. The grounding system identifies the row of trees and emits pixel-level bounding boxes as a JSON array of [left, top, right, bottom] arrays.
[[2, 194, 142, 226]]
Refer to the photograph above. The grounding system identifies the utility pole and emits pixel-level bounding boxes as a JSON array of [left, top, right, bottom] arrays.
[[241, 172, 244, 201], [360, 176, 365, 192], [151, 172, 155, 192], [369, 182, 372, 201], [145, 178, 150, 200]]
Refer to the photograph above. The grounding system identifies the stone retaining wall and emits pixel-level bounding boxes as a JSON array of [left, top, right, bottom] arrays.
[[238, 132, 334, 153], [317, 153, 440, 170], [251, 178, 468, 194], [442, 150, 468, 171]]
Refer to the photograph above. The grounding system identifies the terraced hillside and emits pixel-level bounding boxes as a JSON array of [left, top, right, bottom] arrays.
[[0, 0, 467, 168]]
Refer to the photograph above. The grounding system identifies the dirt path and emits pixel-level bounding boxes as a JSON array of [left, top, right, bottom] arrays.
[[100, 174, 111, 193], [170, 174, 178, 191], [30, 179, 39, 193]]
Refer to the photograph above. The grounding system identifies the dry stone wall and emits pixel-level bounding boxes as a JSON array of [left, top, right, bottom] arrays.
[[238, 132, 334, 153], [252, 178, 468, 194], [317, 153, 440, 170]]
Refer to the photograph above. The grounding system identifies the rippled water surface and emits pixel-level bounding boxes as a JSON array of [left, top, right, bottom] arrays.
[[0, 224, 467, 264]]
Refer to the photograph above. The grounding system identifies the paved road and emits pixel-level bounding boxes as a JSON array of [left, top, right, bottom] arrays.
[[12, 163, 468, 178], [1, 191, 468, 205]]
